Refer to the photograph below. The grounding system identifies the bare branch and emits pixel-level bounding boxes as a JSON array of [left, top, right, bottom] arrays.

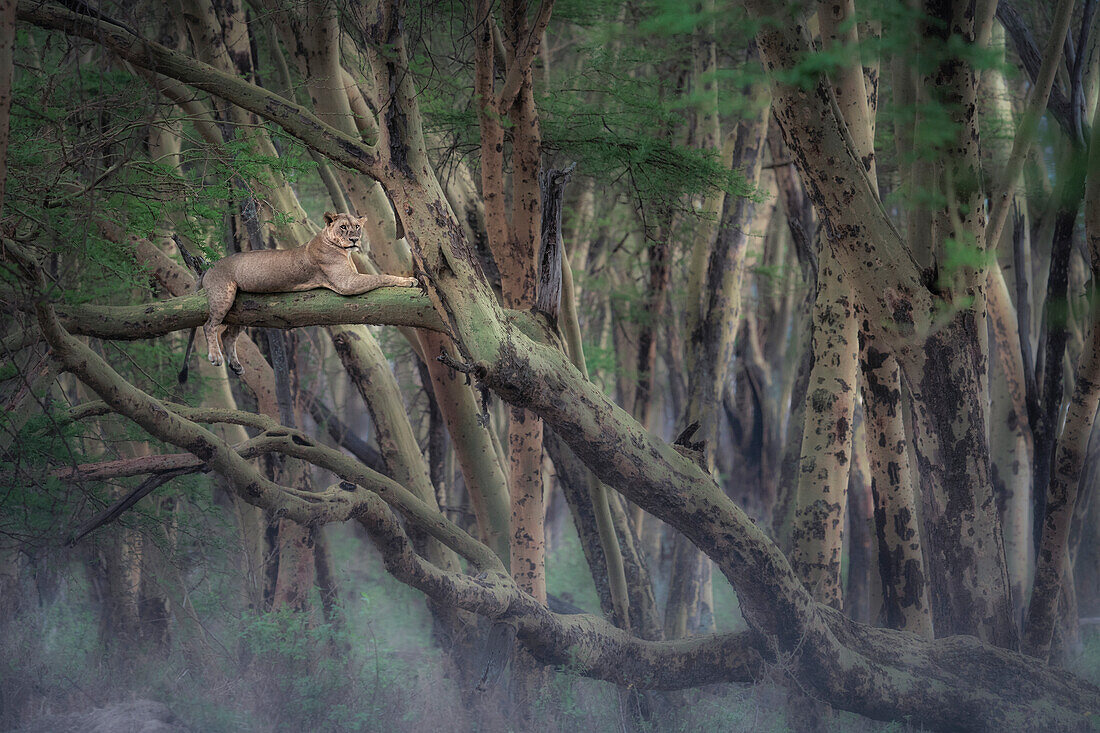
[[986, 0, 1075, 253], [996, 1, 1076, 136], [58, 384, 501, 571], [67, 468, 195, 545]]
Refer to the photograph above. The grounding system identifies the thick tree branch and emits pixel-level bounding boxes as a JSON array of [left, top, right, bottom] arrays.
[[355, 489, 764, 688], [60, 386, 769, 689], [53, 452, 205, 481], [56, 287, 446, 341], [33, 311, 334, 521], [65, 392, 495, 570], [52, 307, 769, 692], [58, 396, 491, 571], [457, 299, 1097, 728]]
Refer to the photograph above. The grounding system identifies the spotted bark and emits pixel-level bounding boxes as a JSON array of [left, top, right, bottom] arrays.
[[791, 249, 857, 610], [907, 319, 1017, 646], [860, 343, 932, 637], [747, 0, 1016, 647], [788, 2, 876, 612], [473, 0, 554, 604]]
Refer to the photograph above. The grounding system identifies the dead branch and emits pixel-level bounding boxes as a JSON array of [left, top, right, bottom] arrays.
[[66, 467, 196, 545]]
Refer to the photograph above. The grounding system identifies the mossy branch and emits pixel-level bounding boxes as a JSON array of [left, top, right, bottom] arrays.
[[57, 287, 447, 341]]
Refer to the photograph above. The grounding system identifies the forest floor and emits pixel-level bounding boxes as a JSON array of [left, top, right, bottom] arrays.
[[3, 517, 1098, 733]]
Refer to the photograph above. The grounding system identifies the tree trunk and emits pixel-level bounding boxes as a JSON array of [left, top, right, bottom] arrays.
[[861, 345, 933, 637], [846, 407, 872, 624], [474, 0, 554, 604], [748, 1, 1017, 647], [791, 247, 857, 610], [1023, 103, 1100, 660], [667, 87, 770, 637]]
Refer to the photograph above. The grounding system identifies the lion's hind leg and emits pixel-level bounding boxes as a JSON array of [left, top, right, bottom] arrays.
[[221, 325, 244, 375], [203, 277, 237, 368]]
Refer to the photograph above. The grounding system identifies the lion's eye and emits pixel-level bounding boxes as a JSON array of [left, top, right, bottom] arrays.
[[341, 225, 347, 231]]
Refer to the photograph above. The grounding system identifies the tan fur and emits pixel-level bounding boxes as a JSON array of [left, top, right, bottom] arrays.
[[201, 212, 416, 373]]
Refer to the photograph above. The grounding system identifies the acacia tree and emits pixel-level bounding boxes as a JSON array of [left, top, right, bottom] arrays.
[[2, 0, 1100, 731]]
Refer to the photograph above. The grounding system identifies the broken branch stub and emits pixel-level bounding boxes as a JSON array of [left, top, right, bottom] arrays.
[[535, 162, 576, 322]]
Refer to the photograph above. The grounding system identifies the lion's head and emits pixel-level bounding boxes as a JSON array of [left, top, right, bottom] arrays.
[[322, 212, 368, 252]]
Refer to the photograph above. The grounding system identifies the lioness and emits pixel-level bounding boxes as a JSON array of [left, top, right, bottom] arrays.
[[179, 212, 417, 381]]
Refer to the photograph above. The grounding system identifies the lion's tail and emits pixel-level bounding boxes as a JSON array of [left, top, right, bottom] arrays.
[[178, 325, 199, 384], [174, 235, 208, 384]]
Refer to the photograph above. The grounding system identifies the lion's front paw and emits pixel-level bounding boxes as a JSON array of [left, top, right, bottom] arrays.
[[403, 277, 418, 287], [208, 351, 224, 367]]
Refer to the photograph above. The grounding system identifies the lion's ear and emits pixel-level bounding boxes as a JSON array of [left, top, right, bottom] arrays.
[[323, 211, 336, 225]]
